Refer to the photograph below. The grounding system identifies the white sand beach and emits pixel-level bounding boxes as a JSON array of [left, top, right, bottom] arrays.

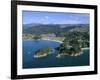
[[82, 47, 89, 50], [41, 38, 63, 43]]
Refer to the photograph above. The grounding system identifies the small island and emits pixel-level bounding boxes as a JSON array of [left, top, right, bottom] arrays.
[[34, 47, 54, 58]]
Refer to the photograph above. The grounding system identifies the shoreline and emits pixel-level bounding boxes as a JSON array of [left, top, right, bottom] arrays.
[[56, 52, 83, 58], [82, 47, 89, 50], [23, 39, 89, 50], [41, 38, 63, 43], [23, 38, 63, 43], [34, 47, 89, 58], [56, 48, 89, 58], [34, 53, 47, 58]]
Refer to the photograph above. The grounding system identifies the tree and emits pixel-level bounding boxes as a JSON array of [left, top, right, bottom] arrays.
[[33, 35, 41, 40]]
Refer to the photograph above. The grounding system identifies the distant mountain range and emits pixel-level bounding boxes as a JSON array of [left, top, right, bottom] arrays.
[[23, 23, 89, 28], [23, 23, 89, 35]]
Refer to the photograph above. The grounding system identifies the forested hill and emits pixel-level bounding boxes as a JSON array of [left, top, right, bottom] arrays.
[[23, 24, 89, 35]]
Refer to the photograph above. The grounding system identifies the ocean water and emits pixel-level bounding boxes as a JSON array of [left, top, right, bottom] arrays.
[[23, 40, 89, 69]]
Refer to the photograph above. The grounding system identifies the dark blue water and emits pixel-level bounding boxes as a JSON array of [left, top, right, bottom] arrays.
[[23, 40, 89, 69]]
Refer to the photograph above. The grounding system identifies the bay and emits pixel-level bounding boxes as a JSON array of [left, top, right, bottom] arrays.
[[23, 40, 89, 69]]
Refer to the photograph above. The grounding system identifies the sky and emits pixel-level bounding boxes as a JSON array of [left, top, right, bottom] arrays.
[[22, 11, 90, 25]]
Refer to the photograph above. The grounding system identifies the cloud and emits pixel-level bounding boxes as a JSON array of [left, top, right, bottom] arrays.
[[39, 16, 51, 24], [45, 16, 49, 19], [59, 20, 82, 24]]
